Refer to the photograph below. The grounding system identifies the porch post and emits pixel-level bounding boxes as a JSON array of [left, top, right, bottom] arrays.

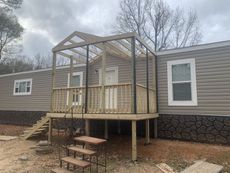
[[50, 52, 56, 112], [132, 120, 137, 161], [145, 119, 150, 144], [146, 48, 150, 113], [101, 43, 106, 113], [68, 56, 73, 107], [131, 37, 137, 114], [84, 45, 89, 113]]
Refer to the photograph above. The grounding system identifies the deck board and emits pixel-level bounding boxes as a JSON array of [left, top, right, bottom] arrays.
[[46, 113, 159, 120]]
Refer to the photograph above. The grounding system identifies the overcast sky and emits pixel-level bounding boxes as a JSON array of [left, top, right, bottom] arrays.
[[15, 0, 230, 57]]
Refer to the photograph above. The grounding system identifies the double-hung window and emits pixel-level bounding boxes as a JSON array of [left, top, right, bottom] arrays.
[[13, 79, 32, 95], [167, 59, 197, 106]]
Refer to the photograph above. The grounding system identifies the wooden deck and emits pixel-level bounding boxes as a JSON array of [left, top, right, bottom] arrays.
[[46, 112, 159, 121]]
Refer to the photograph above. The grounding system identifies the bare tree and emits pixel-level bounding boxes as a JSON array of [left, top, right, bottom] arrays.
[[33, 53, 52, 70], [0, 55, 33, 74], [0, 9, 23, 59], [116, 0, 148, 38], [116, 0, 202, 51]]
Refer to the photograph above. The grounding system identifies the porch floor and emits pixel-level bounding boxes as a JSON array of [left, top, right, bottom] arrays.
[[46, 113, 159, 120]]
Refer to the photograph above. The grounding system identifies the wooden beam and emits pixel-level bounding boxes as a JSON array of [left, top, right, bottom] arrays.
[[57, 51, 85, 64], [55, 31, 79, 48], [51, 53, 56, 112], [46, 113, 159, 121], [69, 40, 99, 55], [134, 33, 155, 55], [69, 48, 87, 57], [145, 119, 150, 144], [126, 39, 146, 54], [53, 32, 136, 52], [132, 120, 137, 161], [73, 32, 130, 59]]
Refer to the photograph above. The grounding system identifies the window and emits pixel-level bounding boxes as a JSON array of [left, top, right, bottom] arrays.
[[167, 59, 197, 106], [67, 72, 83, 105], [13, 79, 32, 95]]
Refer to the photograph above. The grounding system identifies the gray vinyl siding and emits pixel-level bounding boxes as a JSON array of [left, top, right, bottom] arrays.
[[0, 66, 85, 111], [89, 54, 154, 87], [157, 45, 230, 116]]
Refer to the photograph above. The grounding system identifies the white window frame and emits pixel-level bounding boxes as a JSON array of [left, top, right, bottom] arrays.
[[66, 72, 83, 105], [13, 78, 32, 96], [167, 58, 197, 106]]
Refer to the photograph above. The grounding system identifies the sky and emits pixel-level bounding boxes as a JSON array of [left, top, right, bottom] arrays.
[[15, 0, 230, 57]]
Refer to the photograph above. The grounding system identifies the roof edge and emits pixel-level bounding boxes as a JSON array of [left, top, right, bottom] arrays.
[[156, 40, 230, 56], [0, 64, 86, 78]]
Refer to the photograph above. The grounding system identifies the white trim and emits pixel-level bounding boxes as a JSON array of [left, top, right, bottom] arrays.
[[66, 71, 83, 105], [157, 40, 230, 55], [13, 78, 32, 96], [0, 64, 86, 78], [167, 58, 197, 106]]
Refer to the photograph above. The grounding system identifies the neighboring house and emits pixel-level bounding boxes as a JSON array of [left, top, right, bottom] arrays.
[[0, 32, 229, 147]]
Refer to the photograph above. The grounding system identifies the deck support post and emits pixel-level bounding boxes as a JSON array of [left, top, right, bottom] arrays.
[[117, 121, 121, 134], [85, 119, 90, 136], [154, 119, 158, 138], [145, 119, 150, 145], [48, 118, 52, 143], [131, 120, 137, 161], [104, 120, 108, 139]]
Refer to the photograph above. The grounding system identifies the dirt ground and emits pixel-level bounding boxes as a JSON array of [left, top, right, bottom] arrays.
[[0, 124, 230, 173]]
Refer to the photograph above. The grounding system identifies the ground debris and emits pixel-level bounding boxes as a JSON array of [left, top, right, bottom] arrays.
[[18, 155, 29, 161], [156, 163, 176, 173]]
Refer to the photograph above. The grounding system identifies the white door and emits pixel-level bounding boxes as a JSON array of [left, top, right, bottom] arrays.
[[100, 67, 118, 109], [67, 72, 83, 105]]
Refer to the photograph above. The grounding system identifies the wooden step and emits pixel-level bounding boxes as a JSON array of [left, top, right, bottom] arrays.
[[52, 167, 74, 173], [61, 157, 90, 168], [68, 146, 96, 156], [74, 136, 106, 145]]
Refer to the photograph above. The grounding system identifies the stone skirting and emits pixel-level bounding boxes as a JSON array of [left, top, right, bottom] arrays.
[[0, 110, 47, 126], [158, 114, 230, 144]]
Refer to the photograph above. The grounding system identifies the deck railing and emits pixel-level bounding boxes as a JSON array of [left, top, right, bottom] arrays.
[[52, 83, 156, 114]]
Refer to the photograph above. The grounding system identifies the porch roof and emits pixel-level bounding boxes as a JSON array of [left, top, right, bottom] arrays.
[[52, 31, 155, 63]]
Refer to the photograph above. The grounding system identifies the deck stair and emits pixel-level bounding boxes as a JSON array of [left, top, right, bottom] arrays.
[[21, 116, 50, 140], [52, 135, 107, 173]]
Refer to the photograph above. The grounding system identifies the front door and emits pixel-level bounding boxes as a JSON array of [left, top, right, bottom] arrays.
[[100, 67, 118, 109]]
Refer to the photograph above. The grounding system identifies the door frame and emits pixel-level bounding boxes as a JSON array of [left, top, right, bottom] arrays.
[[66, 71, 83, 106], [99, 66, 119, 109], [99, 66, 118, 85]]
